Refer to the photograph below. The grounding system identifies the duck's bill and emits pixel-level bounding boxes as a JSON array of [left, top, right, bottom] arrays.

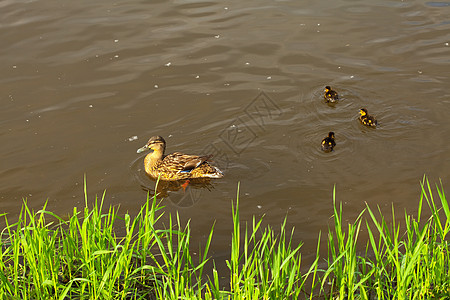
[[136, 145, 148, 153]]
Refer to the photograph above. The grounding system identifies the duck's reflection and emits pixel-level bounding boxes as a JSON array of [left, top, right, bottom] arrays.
[[141, 177, 215, 208]]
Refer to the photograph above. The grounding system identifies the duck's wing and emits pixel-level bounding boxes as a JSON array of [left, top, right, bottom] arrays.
[[164, 152, 212, 173], [371, 116, 378, 125], [181, 154, 213, 172], [366, 116, 377, 126], [322, 138, 335, 148]]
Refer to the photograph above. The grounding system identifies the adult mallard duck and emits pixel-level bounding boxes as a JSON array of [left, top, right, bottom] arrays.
[[324, 86, 339, 103], [359, 108, 377, 127], [321, 132, 336, 152], [136, 136, 224, 180]]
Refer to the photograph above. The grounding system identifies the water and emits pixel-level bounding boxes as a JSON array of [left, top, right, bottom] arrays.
[[1, 0, 449, 266]]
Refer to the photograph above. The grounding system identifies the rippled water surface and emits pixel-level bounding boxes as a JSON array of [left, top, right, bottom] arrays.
[[1, 0, 450, 264]]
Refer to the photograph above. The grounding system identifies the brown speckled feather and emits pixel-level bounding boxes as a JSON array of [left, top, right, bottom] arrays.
[[148, 153, 222, 180]]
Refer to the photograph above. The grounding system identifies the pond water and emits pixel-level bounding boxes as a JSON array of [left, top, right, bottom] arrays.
[[1, 0, 449, 267]]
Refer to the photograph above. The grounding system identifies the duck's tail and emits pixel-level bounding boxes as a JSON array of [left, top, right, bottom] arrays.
[[205, 166, 224, 178]]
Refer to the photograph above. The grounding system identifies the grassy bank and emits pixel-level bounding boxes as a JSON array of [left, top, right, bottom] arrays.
[[1, 177, 450, 299]]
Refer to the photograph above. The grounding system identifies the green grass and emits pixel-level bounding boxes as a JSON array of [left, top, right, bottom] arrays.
[[1, 176, 450, 299], [0, 179, 213, 300], [322, 177, 450, 299]]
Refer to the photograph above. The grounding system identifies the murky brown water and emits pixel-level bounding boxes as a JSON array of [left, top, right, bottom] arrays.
[[1, 0, 449, 268]]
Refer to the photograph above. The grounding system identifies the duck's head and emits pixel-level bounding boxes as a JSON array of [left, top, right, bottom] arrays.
[[359, 108, 368, 116], [325, 86, 331, 92], [328, 132, 335, 139], [137, 135, 166, 154]]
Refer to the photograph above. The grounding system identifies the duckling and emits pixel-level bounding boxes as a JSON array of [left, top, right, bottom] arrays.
[[359, 108, 377, 127], [136, 136, 224, 180], [324, 86, 339, 103], [321, 132, 336, 152]]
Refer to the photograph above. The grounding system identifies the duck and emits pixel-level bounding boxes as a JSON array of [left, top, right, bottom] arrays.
[[321, 132, 336, 152], [359, 108, 377, 127], [136, 136, 224, 181], [324, 86, 339, 103]]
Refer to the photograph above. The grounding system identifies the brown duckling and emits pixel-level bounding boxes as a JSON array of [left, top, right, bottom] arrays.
[[321, 132, 336, 152], [137, 136, 224, 180], [359, 108, 377, 127], [324, 86, 339, 103]]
